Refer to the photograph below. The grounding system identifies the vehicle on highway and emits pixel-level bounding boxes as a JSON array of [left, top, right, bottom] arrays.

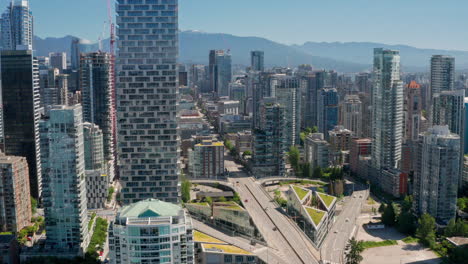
[[345, 218, 349, 222], [273, 227, 278, 231]]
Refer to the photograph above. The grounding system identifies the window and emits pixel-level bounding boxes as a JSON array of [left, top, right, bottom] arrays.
[[224, 255, 232, 263]]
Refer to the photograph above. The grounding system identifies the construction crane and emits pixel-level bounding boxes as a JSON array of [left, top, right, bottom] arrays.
[[106, 0, 118, 179]]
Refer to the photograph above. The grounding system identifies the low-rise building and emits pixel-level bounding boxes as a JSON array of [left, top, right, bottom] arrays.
[[109, 199, 194, 264], [194, 231, 259, 264], [186, 202, 261, 241], [189, 140, 225, 180], [286, 185, 336, 247]]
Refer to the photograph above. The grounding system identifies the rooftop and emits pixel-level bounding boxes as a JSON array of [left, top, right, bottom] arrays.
[[202, 243, 252, 255], [317, 192, 336, 209], [292, 185, 310, 201], [305, 207, 326, 227], [193, 231, 225, 244], [119, 199, 182, 218]]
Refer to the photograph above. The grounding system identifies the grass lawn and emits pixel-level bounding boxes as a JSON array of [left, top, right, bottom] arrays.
[[193, 231, 225, 244], [305, 207, 325, 226], [402, 236, 420, 244], [293, 185, 309, 200], [318, 193, 335, 207], [362, 240, 398, 249]]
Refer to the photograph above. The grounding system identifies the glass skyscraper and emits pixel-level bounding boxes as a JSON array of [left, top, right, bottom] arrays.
[[0, 0, 33, 50], [116, 0, 180, 204]]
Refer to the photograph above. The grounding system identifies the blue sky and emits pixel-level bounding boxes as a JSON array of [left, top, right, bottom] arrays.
[[18, 0, 468, 51]]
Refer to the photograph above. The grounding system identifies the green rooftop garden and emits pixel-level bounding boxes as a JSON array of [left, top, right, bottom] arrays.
[[318, 193, 335, 208], [217, 201, 243, 211], [293, 186, 309, 200], [306, 207, 326, 226]]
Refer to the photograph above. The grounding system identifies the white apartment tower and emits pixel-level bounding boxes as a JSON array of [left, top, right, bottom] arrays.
[[116, 0, 180, 204], [340, 94, 362, 137], [371, 48, 404, 170]]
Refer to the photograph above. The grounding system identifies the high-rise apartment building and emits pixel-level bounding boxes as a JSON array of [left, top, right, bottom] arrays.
[[0, 155, 31, 233], [317, 88, 339, 137], [0, 50, 42, 198], [404, 81, 423, 142], [83, 122, 105, 171], [431, 89, 465, 136], [80, 52, 115, 165], [49, 52, 67, 72], [250, 51, 264, 72], [371, 49, 404, 170], [272, 75, 301, 146], [109, 199, 195, 264], [414, 126, 460, 224], [340, 94, 362, 137], [39, 105, 90, 254], [189, 140, 224, 179], [116, 0, 180, 204], [252, 103, 286, 177], [430, 55, 455, 97], [209, 50, 232, 97], [39, 69, 69, 110], [0, 0, 33, 50]]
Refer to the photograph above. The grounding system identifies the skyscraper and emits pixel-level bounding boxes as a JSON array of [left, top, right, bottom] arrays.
[[404, 81, 423, 142], [209, 50, 232, 97], [49, 52, 67, 72], [0, 0, 33, 51], [116, 0, 180, 204], [0, 155, 31, 233], [252, 103, 286, 177], [272, 75, 301, 146], [340, 94, 362, 137], [0, 50, 42, 198], [431, 89, 465, 136], [371, 48, 404, 170], [430, 55, 455, 97], [70, 37, 94, 70], [250, 50, 264, 72], [80, 52, 115, 165], [39, 105, 90, 254], [413, 126, 460, 224], [317, 88, 339, 137], [83, 122, 105, 171]]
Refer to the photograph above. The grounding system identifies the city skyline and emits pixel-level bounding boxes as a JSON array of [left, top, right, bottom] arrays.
[[18, 0, 468, 51]]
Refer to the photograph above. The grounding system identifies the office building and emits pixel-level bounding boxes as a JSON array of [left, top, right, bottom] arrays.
[[355, 73, 371, 94], [116, 0, 180, 204], [1, 50, 42, 198], [40, 70, 69, 109], [0, 0, 33, 50], [414, 126, 460, 224], [371, 49, 404, 170], [404, 81, 423, 142], [465, 98, 468, 154], [317, 88, 339, 137], [188, 140, 225, 179], [340, 94, 362, 137], [252, 103, 286, 177], [109, 199, 194, 264], [83, 122, 105, 171], [39, 105, 90, 254], [80, 52, 115, 164], [430, 55, 455, 97], [0, 155, 31, 233], [272, 75, 301, 146], [209, 50, 232, 97], [304, 133, 330, 169], [250, 50, 264, 72], [49, 52, 67, 72]]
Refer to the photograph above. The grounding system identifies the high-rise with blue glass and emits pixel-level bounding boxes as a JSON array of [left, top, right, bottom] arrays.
[[0, 0, 33, 51], [116, 0, 180, 204]]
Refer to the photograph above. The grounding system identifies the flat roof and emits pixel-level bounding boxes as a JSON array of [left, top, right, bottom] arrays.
[[202, 243, 252, 255]]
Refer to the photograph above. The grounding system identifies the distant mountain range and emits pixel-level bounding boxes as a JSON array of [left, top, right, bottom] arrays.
[[33, 31, 468, 72]]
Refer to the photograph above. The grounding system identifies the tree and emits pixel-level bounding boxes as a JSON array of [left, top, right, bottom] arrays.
[[449, 245, 468, 264], [233, 192, 241, 204], [312, 166, 323, 179], [458, 197, 468, 213], [218, 196, 227, 202], [378, 203, 386, 213], [382, 203, 396, 226], [454, 219, 468, 237], [205, 197, 213, 205], [397, 211, 417, 235], [31, 197, 37, 214], [288, 146, 300, 171], [242, 150, 252, 157], [401, 195, 413, 212], [301, 163, 312, 178], [445, 218, 457, 237], [416, 213, 436, 247], [181, 178, 191, 203], [345, 238, 364, 264]]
